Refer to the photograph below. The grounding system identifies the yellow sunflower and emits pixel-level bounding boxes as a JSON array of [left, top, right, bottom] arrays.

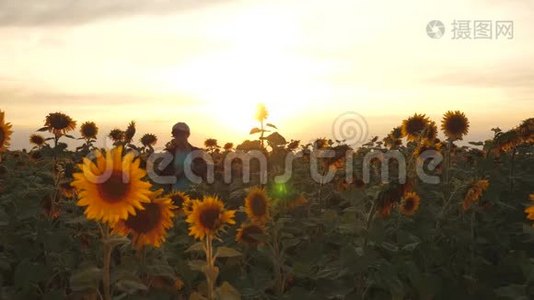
[[186, 195, 235, 240], [71, 146, 152, 224], [113, 190, 175, 248], [244, 187, 270, 224], [44, 112, 76, 136], [462, 179, 489, 211], [236, 223, 265, 246], [441, 111, 469, 141], [401, 114, 430, 141], [80, 121, 98, 140], [0, 110, 13, 152], [255, 103, 269, 121], [167, 191, 191, 212], [29, 134, 46, 147], [399, 192, 421, 216]]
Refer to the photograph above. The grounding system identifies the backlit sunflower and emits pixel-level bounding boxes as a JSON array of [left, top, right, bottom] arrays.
[[462, 179, 489, 211], [526, 194, 534, 221], [0, 110, 13, 152], [223, 143, 233, 151], [29, 134, 45, 147], [186, 195, 235, 240], [167, 191, 190, 212], [423, 121, 438, 140], [244, 187, 270, 224], [71, 146, 152, 224], [236, 223, 265, 246], [140, 133, 158, 147], [108, 129, 124, 143], [113, 190, 175, 248], [80, 121, 98, 140], [399, 192, 420, 216], [402, 114, 430, 141], [124, 121, 136, 143], [255, 103, 269, 121], [441, 111, 469, 141], [44, 112, 76, 137]]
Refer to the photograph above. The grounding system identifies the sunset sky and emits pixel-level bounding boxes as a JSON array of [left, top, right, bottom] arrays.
[[1, 0, 533, 150]]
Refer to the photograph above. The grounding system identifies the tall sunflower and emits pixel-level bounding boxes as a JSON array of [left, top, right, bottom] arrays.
[[255, 103, 269, 122], [236, 223, 265, 246], [113, 190, 175, 248], [441, 111, 469, 141], [44, 112, 76, 137], [186, 196, 235, 240], [80, 121, 98, 140], [399, 192, 420, 216], [244, 187, 270, 224], [71, 146, 152, 224], [0, 110, 13, 152], [462, 179, 489, 210], [401, 114, 430, 141]]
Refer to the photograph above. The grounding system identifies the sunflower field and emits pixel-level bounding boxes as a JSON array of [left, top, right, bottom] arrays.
[[0, 108, 534, 300]]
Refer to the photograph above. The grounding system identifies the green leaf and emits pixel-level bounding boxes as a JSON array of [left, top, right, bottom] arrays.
[[215, 247, 242, 258], [265, 123, 277, 129], [249, 128, 262, 134], [216, 281, 241, 300], [185, 242, 204, 253], [188, 260, 207, 272], [115, 278, 148, 294], [64, 134, 76, 139], [37, 126, 49, 132], [102, 236, 130, 248], [69, 266, 102, 292]]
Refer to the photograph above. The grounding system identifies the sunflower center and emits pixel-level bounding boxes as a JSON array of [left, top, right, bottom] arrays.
[[403, 199, 415, 211], [447, 117, 467, 135], [199, 207, 222, 230], [251, 195, 267, 216], [97, 171, 130, 203], [171, 195, 185, 208], [51, 116, 70, 130], [407, 119, 426, 135], [0, 129, 4, 145], [125, 203, 161, 234]]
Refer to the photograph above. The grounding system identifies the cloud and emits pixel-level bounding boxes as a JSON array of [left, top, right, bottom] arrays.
[[0, 0, 231, 26]]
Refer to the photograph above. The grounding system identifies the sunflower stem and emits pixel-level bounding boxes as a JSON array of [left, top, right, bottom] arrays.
[[204, 236, 216, 300], [363, 198, 378, 247], [101, 224, 113, 300]]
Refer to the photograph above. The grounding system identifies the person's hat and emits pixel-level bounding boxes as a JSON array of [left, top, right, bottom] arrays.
[[172, 122, 190, 135]]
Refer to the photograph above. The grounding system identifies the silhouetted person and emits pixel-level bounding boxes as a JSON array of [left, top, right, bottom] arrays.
[[162, 122, 206, 191]]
